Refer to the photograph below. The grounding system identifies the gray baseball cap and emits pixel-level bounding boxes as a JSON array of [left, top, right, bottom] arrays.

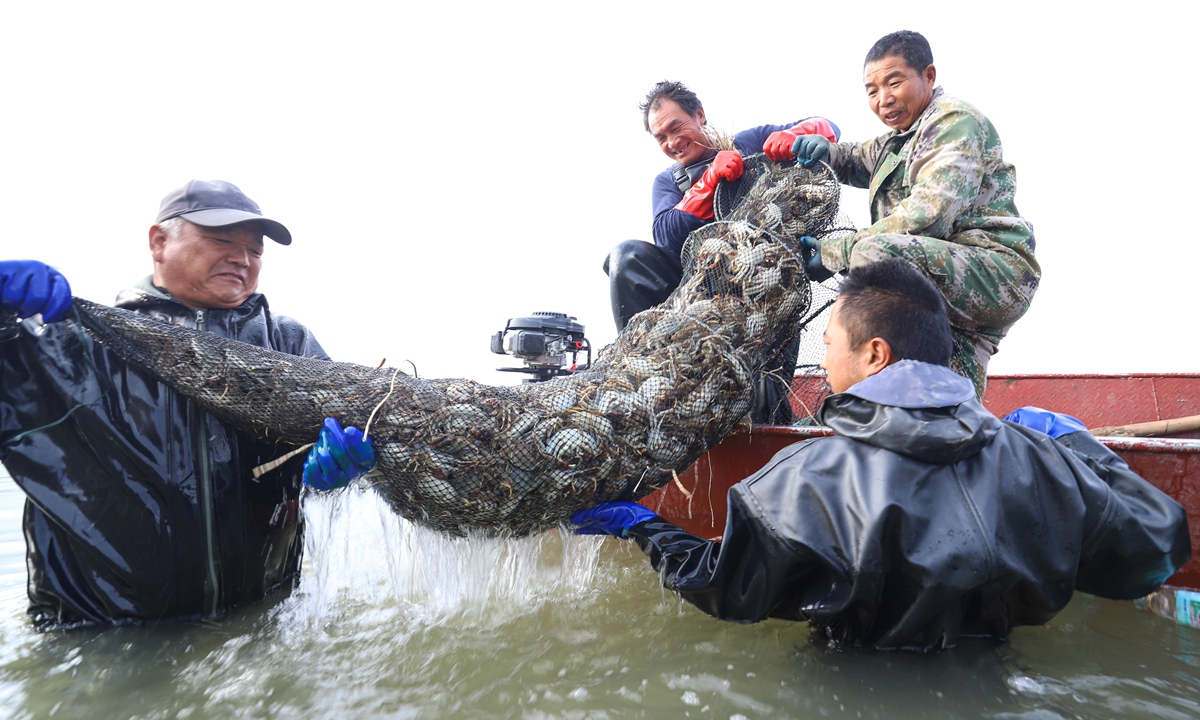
[[156, 179, 292, 245]]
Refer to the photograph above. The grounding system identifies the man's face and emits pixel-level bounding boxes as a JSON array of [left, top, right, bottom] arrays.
[[150, 220, 265, 310], [820, 300, 873, 394], [647, 99, 712, 167], [863, 55, 936, 132]]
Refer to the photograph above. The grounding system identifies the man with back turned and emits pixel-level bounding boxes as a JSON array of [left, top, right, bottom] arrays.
[[571, 259, 1189, 652]]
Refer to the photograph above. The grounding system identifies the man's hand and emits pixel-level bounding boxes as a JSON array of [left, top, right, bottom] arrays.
[[709, 150, 744, 183], [0, 260, 73, 322], [799, 236, 834, 282], [792, 135, 831, 167], [570, 502, 658, 537], [303, 417, 377, 491], [763, 118, 839, 162], [674, 150, 744, 221]]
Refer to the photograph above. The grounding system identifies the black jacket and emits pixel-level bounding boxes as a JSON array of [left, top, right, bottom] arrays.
[[629, 361, 1191, 651], [0, 278, 328, 630]]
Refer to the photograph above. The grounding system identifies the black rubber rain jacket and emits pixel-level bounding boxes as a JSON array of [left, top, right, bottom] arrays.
[[0, 278, 328, 630], [629, 360, 1191, 651]]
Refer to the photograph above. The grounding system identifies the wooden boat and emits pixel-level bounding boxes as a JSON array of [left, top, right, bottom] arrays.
[[645, 373, 1200, 591]]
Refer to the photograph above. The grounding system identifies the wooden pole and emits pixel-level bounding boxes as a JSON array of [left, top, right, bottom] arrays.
[[1090, 413, 1200, 438]]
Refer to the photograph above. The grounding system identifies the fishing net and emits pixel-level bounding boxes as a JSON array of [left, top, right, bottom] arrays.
[[789, 276, 840, 424], [37, 156, 847, 536], [718, 156, 854, 425]]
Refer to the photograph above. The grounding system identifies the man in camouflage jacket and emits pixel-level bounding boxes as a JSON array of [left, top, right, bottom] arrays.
[[792, 31, 1039, 396]]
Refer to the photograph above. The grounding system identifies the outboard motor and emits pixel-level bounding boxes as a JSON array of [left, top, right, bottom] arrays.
[[490, 312, 591, 383]]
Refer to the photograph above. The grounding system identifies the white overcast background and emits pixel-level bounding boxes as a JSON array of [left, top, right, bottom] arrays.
[[1, 1, 1194, 383]]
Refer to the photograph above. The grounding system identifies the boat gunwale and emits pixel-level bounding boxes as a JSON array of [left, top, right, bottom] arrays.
[[986, 372, 1200, 380], [724, 425, 1200, 454]]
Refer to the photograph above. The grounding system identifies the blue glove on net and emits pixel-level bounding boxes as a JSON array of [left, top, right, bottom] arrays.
[[303, 417, 377, 491], [570, 502, 658, 537], [0, 260, 73, 322], [799, 236, 834, 282], [1004, 406, 1088, 439], [791, 134, 830, 167]]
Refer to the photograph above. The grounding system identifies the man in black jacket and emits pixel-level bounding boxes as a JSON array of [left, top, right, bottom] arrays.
[[0, 180, 330, 630], [572, 258, 1191, 652]]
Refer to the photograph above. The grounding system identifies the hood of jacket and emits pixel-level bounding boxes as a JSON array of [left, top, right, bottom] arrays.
[[817, 360, 1001, 464]]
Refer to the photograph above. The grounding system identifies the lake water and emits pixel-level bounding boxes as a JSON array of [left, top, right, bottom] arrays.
[[1, 471, 1198, 719]]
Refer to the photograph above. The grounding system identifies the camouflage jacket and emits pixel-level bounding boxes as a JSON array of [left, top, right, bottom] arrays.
[[822, 88, 1037, 275]]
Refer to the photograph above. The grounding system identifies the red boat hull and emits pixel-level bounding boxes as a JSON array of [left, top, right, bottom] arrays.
[[645, 374, 1200, 591]]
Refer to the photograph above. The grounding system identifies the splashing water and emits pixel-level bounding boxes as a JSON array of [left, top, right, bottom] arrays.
[[288, 486, 612, 632]]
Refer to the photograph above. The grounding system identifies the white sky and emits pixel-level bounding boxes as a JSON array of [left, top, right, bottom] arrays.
[[1, 1, 1195, 383]]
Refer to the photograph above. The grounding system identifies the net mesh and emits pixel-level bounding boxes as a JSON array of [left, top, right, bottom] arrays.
[[718, 155, 853, 425], [52, 155, 847, 536]]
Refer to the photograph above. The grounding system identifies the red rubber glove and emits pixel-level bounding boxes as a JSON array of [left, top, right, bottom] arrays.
[[762, 118, 839, 161], [674, 150, 744, 221]]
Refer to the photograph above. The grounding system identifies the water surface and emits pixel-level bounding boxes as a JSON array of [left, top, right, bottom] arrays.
[[0, 473, 1197, 719]]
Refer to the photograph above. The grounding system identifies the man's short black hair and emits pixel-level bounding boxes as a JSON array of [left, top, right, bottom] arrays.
[[640, 80, 703, 132], [837, 258, 953, 366], [864, 30, 933, 73]]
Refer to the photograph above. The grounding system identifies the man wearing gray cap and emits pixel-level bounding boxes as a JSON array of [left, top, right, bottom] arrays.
[[0, 180, 331, 630]]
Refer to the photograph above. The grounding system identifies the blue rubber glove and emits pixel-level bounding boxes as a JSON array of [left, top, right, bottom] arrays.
[[799, 236, 834, 282], [303, 417, 377, 490], [0, 260, 73, 322], [791, 134, 830, 167], [1004, 406, 1088, 439], [570, 502, 658, 537]]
